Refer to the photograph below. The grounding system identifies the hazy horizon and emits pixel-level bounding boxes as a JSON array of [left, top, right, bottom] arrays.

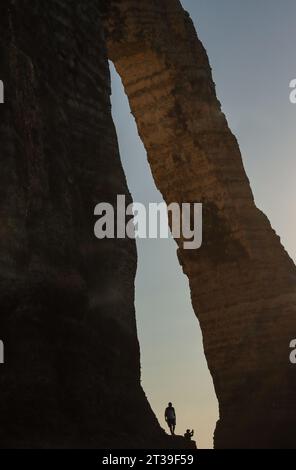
[[111, 0, 296, 448]]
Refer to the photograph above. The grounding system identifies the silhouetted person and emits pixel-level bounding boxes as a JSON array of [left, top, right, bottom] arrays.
[[184, 429, 194, 442], [165, 402, 176, 435]]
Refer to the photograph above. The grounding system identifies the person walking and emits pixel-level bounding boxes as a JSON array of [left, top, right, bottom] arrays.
[[165, 402, 176, 435]]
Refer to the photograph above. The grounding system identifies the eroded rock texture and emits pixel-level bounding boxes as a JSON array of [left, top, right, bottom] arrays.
[[1, 0, 295, 449], [103, 0, 296, 448], [0, 0, 175, 448]]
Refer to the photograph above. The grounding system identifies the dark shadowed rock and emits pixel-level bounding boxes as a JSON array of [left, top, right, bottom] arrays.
[[0, 0, 176, 448], [1, 0, 296, 450]]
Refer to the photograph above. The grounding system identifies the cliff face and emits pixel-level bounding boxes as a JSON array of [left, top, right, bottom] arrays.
[[0, 0, 295, 450], [0, 0, 170, 448], [103, 0, 296, 448]]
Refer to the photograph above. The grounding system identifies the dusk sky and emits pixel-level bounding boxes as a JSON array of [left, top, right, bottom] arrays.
[[110, 0, 296, 448]]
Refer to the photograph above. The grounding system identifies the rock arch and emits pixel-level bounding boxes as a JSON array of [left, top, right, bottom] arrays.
[[0, 0, 296, 449], [103, 0, 296, 448]]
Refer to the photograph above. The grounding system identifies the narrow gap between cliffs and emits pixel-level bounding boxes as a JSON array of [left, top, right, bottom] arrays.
[[110, 62, 218, 449]]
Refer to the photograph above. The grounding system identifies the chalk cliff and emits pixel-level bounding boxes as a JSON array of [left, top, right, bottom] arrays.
[[103, 0, 296, 449], [0, 0, 295, 449], [0, 0, 174, 448]]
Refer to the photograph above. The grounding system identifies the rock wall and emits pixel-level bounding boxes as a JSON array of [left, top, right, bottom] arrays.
[[1, 0, 295, 449], [0, 0, 173, 448], [103, 0, 296, 448]]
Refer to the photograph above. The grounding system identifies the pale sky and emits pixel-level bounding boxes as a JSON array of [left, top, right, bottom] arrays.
[[110, 0, 296, 449]]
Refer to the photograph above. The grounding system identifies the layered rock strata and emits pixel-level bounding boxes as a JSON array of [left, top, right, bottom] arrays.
[[0, 0, 172, 448], [103, 0, 296, 448]]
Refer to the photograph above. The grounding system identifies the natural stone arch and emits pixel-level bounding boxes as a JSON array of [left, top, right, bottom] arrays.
[[103, 0, 296, 448], [1, 0, 296, 450]]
